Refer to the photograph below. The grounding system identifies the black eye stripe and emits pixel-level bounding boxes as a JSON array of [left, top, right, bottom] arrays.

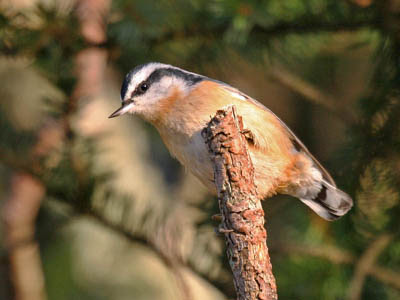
[[140, 83, 148, 91], [131, 81, 150, 97], [147, 68, 204, 86], [123, 65, 206, 100]]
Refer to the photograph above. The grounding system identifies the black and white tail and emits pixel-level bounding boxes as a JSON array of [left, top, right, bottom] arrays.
[[300, 180, 353, 221]]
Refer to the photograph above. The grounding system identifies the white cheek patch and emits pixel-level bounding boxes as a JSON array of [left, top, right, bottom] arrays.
[[122, 102, 136, 114]]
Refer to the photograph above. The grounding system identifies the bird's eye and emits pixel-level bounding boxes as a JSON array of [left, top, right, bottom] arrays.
[[139, 83, 149, 93]]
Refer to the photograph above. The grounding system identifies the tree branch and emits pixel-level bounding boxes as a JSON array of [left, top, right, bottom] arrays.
[[203, 105, 278, 300], [149, 17, 379, 46], [275, 241, 400, 291], [2, 173, 47, 300], [82, 209, 197, 300], [251, 18, 379, 37], [268, 66, 356, 124], [347, 234, 393, 300]]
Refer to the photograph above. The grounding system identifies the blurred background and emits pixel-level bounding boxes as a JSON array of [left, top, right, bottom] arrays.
[[1, 0, 400, 299]]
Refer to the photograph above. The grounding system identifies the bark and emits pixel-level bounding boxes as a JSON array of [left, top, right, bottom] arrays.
[[202, 105, 278, 300]]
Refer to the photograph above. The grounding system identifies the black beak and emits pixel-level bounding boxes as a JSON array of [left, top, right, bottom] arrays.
[[108, 100, 134, 118]]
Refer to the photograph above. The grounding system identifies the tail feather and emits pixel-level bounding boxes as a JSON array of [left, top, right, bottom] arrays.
[[300, 180, 353, 221]]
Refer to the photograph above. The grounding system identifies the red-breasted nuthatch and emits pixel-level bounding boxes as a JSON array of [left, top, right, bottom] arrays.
[[109, 62, 353, 220]]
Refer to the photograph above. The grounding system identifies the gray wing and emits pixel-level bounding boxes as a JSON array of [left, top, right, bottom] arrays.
[[275, 118, 336, 187], [223, 85, 337, 187]]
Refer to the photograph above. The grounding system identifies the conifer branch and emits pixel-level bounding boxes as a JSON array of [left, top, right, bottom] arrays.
[[203, 105, 278, 300], [347, 234, 393, 300]]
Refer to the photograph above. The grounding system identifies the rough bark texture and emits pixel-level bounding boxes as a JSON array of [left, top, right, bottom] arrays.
[[202, 105, 278, 300]]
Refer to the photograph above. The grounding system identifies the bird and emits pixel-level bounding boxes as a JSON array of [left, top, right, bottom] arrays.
[[109, 62, 353, 221]]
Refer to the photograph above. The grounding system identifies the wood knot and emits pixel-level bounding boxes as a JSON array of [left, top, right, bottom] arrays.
[[228, 167, 240, 182]]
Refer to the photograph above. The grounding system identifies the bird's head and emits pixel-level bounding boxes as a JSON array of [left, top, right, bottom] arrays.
[[109, 62, 204, 121]]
